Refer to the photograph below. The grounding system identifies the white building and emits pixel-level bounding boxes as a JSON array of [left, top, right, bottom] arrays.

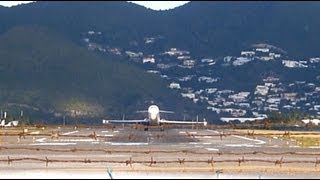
[[301, 119, 320, 125], [282, 60, 308, 68], [256, 48, 269, 53], [241, 51, 255, 56], [183, 60, 195, 66], [255, 85, 269, 96], [232, 57, 252, 66], [198, 76, 219, 83], [143, 56, 155, 63], [169, 82, 181, 89], [205, 88, 218, 94], [181, 93, 196, 99]]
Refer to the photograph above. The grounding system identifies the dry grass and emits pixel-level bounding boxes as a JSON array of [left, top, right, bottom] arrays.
[[234, 129, 320, 147]]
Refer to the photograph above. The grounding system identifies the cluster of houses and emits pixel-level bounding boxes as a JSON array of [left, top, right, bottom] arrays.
[[82, 31, 320, 123]]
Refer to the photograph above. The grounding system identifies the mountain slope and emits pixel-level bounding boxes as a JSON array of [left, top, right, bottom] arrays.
[[0, 25, 200, 124], [163, 1, 320, 58], [1, 2, 320, 58]]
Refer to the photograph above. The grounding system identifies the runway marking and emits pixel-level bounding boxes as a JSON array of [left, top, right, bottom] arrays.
[[202, 142, 212, 145], [189, 142, 199, 144], [103, 134, 114, 137], [30, 143, 77, 146], [29, 131, 40, 134], [106, 142, 148, 146], [62, 130, 79, 135], [53, 139, 98, 142], [35, 138, 46, 143], [197, 136, 214, 139], [225, 144, 261, 147], [206, 129, 219, 133], [188, 132, 197, 134], [231, 135, 266, 144], [206, 148, 219, 151]]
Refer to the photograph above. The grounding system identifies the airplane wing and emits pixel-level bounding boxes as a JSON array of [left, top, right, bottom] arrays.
[[159, 110, 174, 113], [159, 119, 207, 126], [136, 110, 148, 113], [102, 118, 149, 124]]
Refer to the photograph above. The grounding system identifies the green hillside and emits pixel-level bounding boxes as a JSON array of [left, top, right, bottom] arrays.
[[1, 2, 320, 58], [0, 25, 197, 124]]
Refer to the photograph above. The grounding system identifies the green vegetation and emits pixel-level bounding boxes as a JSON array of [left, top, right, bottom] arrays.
[[0, 25, 200, 124], [1, 2, 320, 58], [267, 111, 309, 123]]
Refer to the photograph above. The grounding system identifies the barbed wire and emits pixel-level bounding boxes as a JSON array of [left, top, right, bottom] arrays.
[[1, 146, 320, 156], [1, 129, 320, 141], [1, 156, 320, 168]]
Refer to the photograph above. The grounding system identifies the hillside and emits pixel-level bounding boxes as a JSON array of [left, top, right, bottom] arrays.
[[162, 1, 320, 58], [0, 2, 320, 123], [0, 25, 202, 124], [1, 2, 320, 58]]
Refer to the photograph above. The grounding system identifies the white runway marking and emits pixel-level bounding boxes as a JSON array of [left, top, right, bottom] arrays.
[[197, 136, 214, 139], [231, 135, 266, 144], [29, 131, 40, 134], [206, 148, 219, 151], [53, 139, 98, 142], [103, 134, 114, 137], [202, 142, 212, 145], [206, 129, 219, 133], [189, 142, 199, 145], [62, 130, 79, 135], [225, 144, 261, 147], [106, 142, 148, 146], [35, 138, 46, 143], [30, 143, 77, 146]]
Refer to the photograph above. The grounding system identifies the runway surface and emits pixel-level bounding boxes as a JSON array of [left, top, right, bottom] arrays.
[[0, 125, 319, 178]]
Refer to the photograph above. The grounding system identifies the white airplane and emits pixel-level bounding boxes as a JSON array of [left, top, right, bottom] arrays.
[[102, 104, 207, 127]]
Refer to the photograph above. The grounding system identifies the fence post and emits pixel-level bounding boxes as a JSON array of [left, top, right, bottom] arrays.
[[107, 167, 113, 179]]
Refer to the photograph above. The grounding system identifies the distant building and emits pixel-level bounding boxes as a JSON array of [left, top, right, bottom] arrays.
[[255, 85, 269, 96], [169, 82, 181, 89], [301, 119, 320, 125], [241, 51, 255, 56], [256, 48, 269, 53], [143, 56, 155, 63]]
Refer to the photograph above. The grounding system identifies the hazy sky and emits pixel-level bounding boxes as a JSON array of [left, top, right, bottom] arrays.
[[0, 1, 189, 10]]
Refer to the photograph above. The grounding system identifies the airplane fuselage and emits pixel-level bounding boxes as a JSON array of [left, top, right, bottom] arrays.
[[148, 105, 161, 126]]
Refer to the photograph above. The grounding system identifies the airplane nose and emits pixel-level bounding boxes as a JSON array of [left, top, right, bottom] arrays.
[[150, 113, 157, 120]]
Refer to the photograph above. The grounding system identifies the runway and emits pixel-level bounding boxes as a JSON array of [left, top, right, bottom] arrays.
[[0, 125, 319, 178]]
